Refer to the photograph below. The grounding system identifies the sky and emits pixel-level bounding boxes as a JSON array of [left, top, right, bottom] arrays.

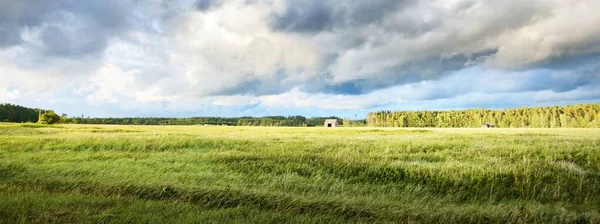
[[1, 0, 599, 118]]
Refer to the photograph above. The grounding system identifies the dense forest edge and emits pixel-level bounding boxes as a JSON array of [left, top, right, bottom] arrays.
[[368, 104, 600, 128], [0, 104, 39, 123], [0, 103, 352, 126], [74, 116, 351, 127], [2, 103, 600, 127]]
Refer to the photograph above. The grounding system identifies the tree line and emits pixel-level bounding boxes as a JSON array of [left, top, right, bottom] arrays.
[[0, 103, 366, 126], [0, 103, 75, 124], [74, 116, 347, 127], [0, 103, 40, 123], [367, 104, 600, 128]]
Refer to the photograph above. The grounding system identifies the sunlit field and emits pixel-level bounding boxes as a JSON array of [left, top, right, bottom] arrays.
[[1, 123, 599, 223]]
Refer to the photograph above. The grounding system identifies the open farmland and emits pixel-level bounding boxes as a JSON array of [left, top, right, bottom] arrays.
[[0, 123, 599, 223]]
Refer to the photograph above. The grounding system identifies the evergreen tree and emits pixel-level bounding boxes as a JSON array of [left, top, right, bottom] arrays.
[[367, 104, 600, 128]]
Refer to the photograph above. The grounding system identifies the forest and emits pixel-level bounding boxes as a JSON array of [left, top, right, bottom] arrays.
[[4, 103, 600, 128], [0, 103, 40, 123], [74, 116, 346, 127], [367, 104, 600, 128], [0, 103, 349, 126], [0, 103, 354, 126]]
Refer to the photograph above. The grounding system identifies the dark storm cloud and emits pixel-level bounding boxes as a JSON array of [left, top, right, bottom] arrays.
[[0, 24, 22, 47], [2, 0, 599, 112], [499, 70, 598, 94], [209, 70, 295, 96], [541, 53, 600, 71], [214, 79, 292, 96], [195, 0, 222, 11], [301, 79, 363, 95], [534, 57, 600, 93], [0, 0, 52, 46], [0, 0, 132, 57], [270, 0, 331, 32], [303, 49, 498, 95], [479, 54, 600, 95], [39, 25, 108, 57], [269, 0, 413, 33], [265, 0, 600, 99], [425, 61, 600, 102]]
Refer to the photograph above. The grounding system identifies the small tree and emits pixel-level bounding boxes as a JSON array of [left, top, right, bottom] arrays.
[[38, 111, 60, 125], [58, 116, 77, 124]]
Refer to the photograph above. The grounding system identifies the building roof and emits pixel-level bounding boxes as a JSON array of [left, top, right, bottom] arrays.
[[324, 119, 338, 122]]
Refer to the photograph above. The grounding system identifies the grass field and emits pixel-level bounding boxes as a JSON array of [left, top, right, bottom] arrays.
[[0, 123, 599, 223]]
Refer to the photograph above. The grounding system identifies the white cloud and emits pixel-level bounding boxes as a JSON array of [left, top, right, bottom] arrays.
[[0, 0, 599, 117], [0, 88, 19, 102], [485, 0, 600, 68], [83, 64, 137, 104], [0, 58, 71, 92], [212, 95, 260, 107], [171, 0, 323, 96]]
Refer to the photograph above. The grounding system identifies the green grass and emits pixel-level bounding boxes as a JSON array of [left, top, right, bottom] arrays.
[[0, 123, 599, 223]]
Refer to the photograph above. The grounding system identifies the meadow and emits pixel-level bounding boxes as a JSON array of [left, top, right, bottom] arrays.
[[0, 123, 599, 223]]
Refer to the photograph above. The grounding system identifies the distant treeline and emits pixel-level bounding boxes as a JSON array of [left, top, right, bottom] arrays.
[[367, 104, 600, 128], [0, 103, 366, 127], [74, 116, 350, 127], [0, 103, 39, 123]]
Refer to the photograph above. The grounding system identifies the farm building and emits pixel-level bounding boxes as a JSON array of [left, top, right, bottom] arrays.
[[324, 119, 339, 128], [481, 122, 496, 128]]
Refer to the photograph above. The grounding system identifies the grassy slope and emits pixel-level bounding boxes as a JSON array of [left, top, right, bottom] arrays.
[[0, 123, 599, 223]]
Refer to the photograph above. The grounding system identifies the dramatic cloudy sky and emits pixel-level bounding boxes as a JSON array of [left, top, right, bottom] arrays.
[[1, 0, 599, 117]]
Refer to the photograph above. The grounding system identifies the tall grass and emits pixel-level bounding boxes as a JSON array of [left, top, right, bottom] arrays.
[[0, 124, 599, 223]]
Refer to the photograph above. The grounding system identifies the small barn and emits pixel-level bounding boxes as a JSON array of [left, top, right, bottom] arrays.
[[481, 122, 496, 128], [324, 119, 339, 128]]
